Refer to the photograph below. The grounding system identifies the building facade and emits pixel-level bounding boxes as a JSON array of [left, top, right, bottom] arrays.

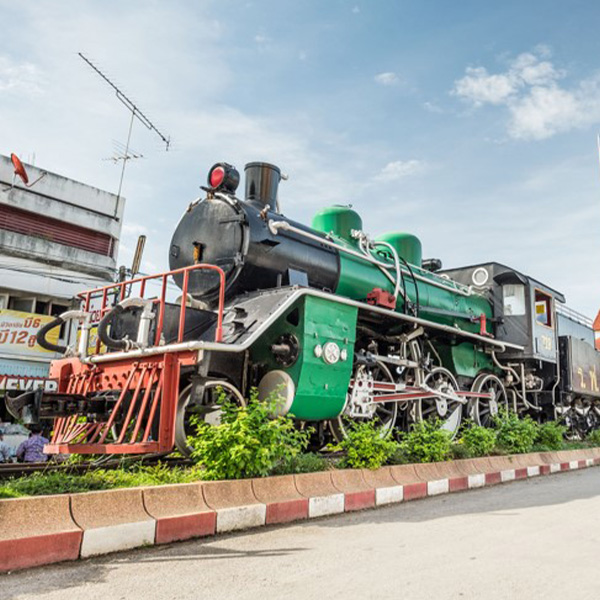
[[0, 153, 124, 416]]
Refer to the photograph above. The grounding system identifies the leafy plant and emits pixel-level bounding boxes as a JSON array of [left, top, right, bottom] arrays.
[[271, 452, 330, 475], [187, 388, 311, 480], [449, 441, 472, 460], [329, 420, 400, 469], [493, 409, 538, 454], [398, 419, 452, 463], [388, 446, 411, 465], [535, 421, 566, 451], [586, 429, 600, 445], [460, 421, 497, 457]]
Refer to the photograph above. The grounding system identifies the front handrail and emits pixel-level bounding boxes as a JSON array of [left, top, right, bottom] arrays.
[[78, 263, 226, 355]]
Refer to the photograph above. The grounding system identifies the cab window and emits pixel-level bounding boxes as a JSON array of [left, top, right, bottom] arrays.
[[535, 290, 553, 327], [502, 284, 526, 316]]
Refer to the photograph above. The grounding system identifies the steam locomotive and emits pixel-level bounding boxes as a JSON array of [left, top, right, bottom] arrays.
[[8, 161, 600, 455]]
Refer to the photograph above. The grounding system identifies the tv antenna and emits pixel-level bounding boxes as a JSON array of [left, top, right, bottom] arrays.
[[78, 52, 171, 217], [103, 140, 144, 165]]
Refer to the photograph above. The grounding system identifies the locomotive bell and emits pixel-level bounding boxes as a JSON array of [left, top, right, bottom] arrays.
[[244, 162, 281, 211]]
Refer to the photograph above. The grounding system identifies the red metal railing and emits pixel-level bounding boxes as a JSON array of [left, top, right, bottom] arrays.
[[78, 263, 227, 355], [44, 264, 226, 454], [46, 354, 182, 454]]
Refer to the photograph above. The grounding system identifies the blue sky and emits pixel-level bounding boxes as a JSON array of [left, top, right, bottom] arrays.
[[1, 0, 599, 316]]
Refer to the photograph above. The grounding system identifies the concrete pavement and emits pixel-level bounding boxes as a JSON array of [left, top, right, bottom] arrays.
[[3, 467, 600, 600]]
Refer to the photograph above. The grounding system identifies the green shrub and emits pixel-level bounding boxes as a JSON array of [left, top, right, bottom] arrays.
[[271, 452, 330, 475], [460, 422, 497, 457], [399, 420, 452, 463], [535, 421, 566, 451], [388, 446, 411, 465], [449, 442, 472, 460], [329, 420, 400, 469], [586, 429, 600, 445], [493, 409, 538, 454], [0, 487, 25, 499], [187, 389, 311, 480]]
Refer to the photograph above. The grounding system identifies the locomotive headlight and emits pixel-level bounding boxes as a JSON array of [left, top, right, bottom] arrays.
[[323, 341, 341, 365], [207, 162, 240, 194]]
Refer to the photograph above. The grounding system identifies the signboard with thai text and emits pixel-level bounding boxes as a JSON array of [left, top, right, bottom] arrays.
[[0, 309, 60, 358]]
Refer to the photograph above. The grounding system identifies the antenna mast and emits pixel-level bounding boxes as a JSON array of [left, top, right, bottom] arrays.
[[78, 52, 171, 217]]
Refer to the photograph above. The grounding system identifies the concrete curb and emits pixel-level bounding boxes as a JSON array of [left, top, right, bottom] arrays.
[[143, 483, 216, 544], [1, 448, 599, 573], [202, 479, 266, 533], [294, 471, 345, 518], [70, 488, 155, 558], [251, 475, 308, 525], [389, 464, 427, 501], [330, 469, 375, 511], [362, 467, 404, 506], [0, 495, 82, 572]]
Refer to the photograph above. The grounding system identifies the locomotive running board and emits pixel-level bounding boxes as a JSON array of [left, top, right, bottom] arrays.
[[80, 287, 524, 365]]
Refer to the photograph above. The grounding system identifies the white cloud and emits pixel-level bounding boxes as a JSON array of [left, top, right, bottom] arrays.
[[511, 52, 562, 86], [451, 47, 600, 140], [374, 72, 399, 86], [0, 56, 43, 94], [352, 6, 360, 14], [423, 101, 444, 114], [254, 34, 267, 44], [121, 222, 149, 237], [453, 51, 563, 107], [453, 67, 515, 106], [375, 159, 427, 181], [508, 85, 580, 140]]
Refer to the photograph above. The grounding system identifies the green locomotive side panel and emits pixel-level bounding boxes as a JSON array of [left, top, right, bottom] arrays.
[[291, 296, 357, 420], [437, 342, 497, 378], [335, 250, 493, 337], [335, 252, 392, 300], [250, 295, 357, 421]]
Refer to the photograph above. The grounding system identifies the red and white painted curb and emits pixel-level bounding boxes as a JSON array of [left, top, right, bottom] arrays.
[[1, 449, 599, 573]]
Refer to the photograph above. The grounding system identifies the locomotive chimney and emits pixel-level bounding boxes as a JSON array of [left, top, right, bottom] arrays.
[[244, 162, 281, 212]]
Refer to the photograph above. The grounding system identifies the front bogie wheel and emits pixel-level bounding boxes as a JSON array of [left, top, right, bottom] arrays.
[[175, 379, 245, 456]]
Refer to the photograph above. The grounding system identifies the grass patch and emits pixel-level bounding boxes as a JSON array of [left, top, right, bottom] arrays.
[[0, 463, 205, 498]]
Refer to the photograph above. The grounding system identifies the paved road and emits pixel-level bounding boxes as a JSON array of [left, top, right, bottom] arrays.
[[4, 468, 600, 600]]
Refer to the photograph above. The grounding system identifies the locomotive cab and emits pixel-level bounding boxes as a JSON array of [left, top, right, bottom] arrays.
[[440, 262, 564, 365]]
